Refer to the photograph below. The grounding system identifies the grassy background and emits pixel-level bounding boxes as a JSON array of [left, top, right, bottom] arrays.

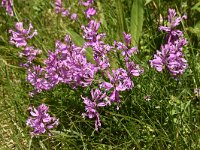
[[0, 0, 200, 149]]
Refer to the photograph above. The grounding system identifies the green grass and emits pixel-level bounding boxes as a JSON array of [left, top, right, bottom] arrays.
[[0, 0, 200, 149]]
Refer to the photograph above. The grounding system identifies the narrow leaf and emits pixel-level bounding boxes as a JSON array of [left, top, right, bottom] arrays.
[[115, 0, 126, 40], [130, 0, 144, 46], [145, 0, 153, 5], [65, 29, 94, 62]]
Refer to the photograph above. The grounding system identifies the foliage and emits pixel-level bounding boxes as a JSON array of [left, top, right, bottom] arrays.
[[0, 0, 200, 149]]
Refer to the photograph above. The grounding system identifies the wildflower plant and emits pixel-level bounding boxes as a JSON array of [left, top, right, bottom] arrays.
[[12, 0, 143, 131], [150, 8, 188, 77], [2, 1, 197, 148], [26, 103, 59, 136]]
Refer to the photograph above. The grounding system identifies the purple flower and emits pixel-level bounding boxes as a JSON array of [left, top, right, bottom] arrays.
[[70, 13, 78, 21], [26, 103, 59, 136], [126, 61, 144, 76], [1, 0, 13, 16], [150, 8, 188, 77], [159, 8, 187, 43], [82, 20, 100, 43], [80, 0, 94, 7], [82, 20, 113, 70], [85, 7, 96, 18], [19, 46, 41, 67], [114, 36, 138, 62], [150, 51, 164, 72], [82, 89, 108, 131], [55, 0, 62, 13], [9, 22, 37, 47], [123, 32, 132, 46], [62, 9, 70, 16], [150, 39, 188, 77], [27, 65, 52, 95], [55, 0, 70, 17], [100, 68, 133, 109], [114, 41, 127, 51]]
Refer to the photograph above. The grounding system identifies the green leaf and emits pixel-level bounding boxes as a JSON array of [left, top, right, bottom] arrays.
[[130, 0, 144, 46], [65, 29, 94, 62], [65, 29, 85, 46], [145, 0, 153, 5], [191, 2, 200, 12], [115, 0, 126, 40], [188, 21, 200, 38]]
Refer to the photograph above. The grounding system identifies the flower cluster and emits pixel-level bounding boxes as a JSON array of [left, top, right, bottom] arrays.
[[26, 103, 59, 136], [27, 34, 98, 95], [9, 22, 40, 67], [81, 21, 143, 129], [27, 65, 51, 95], [82, 89, 108, 130], [114, 32, 144, 77], [150, 8, 188, 77], [100, 68, 134, 110], [9, 22, 37, 47], [55, 0, 78, 20], [82, 20, 112, 70], [80, 0, 96, 18], [44, 35, 97, 88], [1, 0, 13, 16], [6, 2, 187, 133]]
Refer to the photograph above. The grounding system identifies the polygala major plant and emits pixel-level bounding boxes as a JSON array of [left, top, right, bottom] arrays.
[[150, 8, 188, 77], [2, 0, 189, 135]]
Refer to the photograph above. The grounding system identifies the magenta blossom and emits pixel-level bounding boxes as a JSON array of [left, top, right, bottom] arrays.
[[150, 8, 188, 77], [70, 13, 78, 21], [1, 0, 13, 16], [100, 68, 133, 109], [26, 103, 59, 136], [19, 46, 41, 68], [9, 22, 37, 47], [82, 89, 108, 131], [55, 0, 70, 16], [85, 7, 96, 18], [123, 32, 132, 46], [80, 0, 94, 6]]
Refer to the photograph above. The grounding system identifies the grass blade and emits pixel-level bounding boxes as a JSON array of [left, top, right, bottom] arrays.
[[130, 0, 144, 46]]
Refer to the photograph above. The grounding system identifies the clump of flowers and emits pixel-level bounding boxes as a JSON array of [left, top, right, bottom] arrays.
[[19, 46, 41, 68], [7, 1, 143, 132], [9, 22, 37, 47], [9, 22, 40, 67], [55, 0, 78, 20], [25, 21, 143, 130], [82, 20, 112, 70], [150, 8, 188, 77], [1, 0, 13, 16], [27, 34, 98, 95], [81, 25, 143, 128], [82, 89, 109, 130], [26, 103, 59, 136], [80, 0, 96, 18]]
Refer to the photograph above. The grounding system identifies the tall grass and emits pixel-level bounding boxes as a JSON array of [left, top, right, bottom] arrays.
[[0, 0, 200, 149]]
